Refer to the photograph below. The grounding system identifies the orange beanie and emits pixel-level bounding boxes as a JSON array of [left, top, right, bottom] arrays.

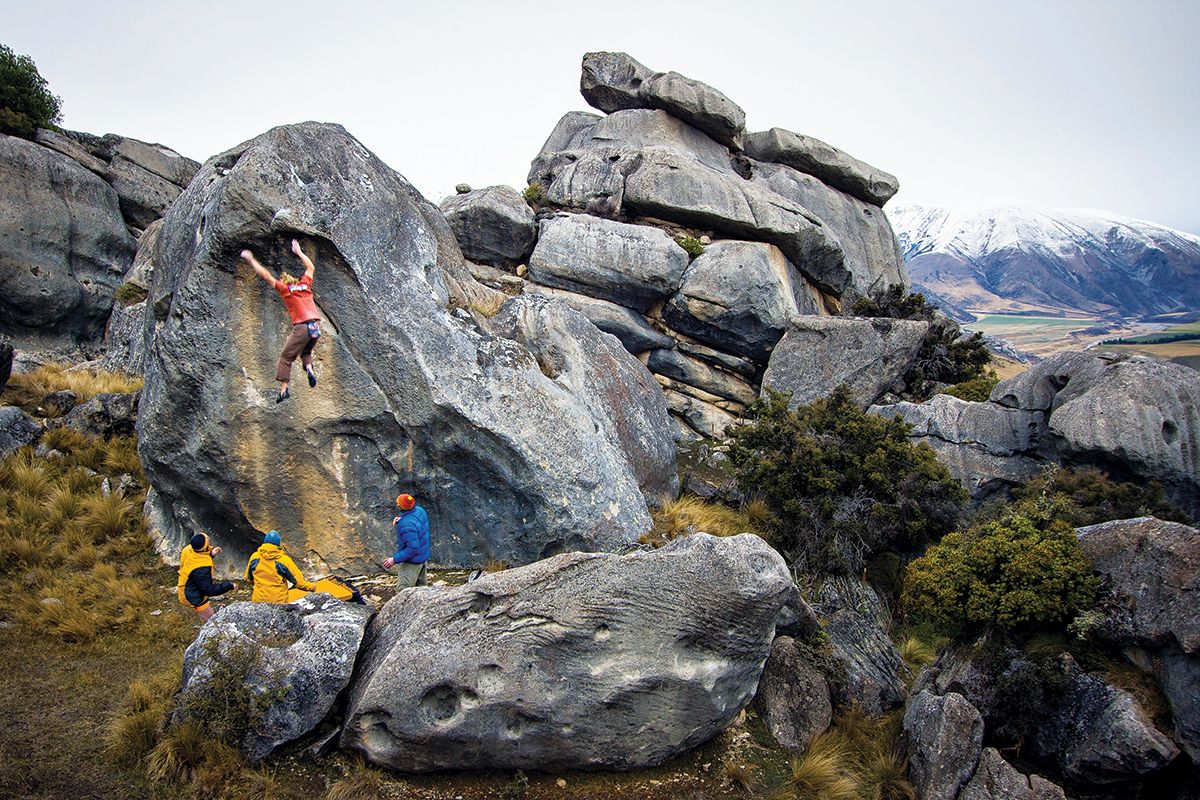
[[396, 494, 415, 511]]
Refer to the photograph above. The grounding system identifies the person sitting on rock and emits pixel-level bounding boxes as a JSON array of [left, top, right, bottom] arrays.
[[381, 493, 430, 589], [240, 239, 321, 403], [176, 533, 237, 621], [245, 530, 316, 603]]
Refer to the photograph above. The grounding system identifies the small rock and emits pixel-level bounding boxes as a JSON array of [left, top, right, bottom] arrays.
[[516, 263, 528, 277], [698, 235, 712, 245], [455, 183, 471, 194], [556, 778, 567, 788], [41, 597, 64, 607], [150, 610, 162, 616]]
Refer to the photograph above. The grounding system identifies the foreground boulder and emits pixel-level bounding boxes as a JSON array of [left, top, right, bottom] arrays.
[[812, 576, 907, 714], [341, 533, 793, 771], [904, 690, 985, 800], [60, 390, 140, 438], [0, 134, 135, 350], [0, 406, 41, 459], [439, 185, 537, 267], [751, 636, 832, 752], [176, 594, 372, 761], [137, 122, 655, 570]]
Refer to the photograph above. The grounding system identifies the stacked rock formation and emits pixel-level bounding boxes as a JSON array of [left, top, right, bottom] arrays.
[[442, 52, 907, 438]]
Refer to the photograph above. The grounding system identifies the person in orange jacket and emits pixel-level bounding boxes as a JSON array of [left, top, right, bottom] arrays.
[[245, 530, 316, 603], [176, 533, 237, 621]]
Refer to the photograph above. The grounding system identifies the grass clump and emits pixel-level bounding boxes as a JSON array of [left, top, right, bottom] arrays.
[[522, 182, 547, 208], [771, 708, 913, 800], [324, 758, 384, 800], [469, 293, 508, 318], [676, 234, 705, 257], [2, 362, 142, 411], [643, 495, 764, 546], [940, 371, 999, 402], [728, 387, 966, 575]]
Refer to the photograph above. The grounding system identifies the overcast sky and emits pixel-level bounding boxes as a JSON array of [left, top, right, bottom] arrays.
[[8, 0, 1199, 234]]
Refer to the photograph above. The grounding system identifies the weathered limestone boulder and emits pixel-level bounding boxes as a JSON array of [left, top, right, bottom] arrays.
[[439, 185, 537, 267], [751, 161, 906, 295], [648, 348, 757, 406], [0, 134, 135, 349], [106, 135, 200, 187], [342, 533, 793, 771], [0, 406, 41, 459], [813, 577, 907, 714], [490, 295, 678, 503], [762, 316, 928, 408], [137, 122, 655, 571], [675, 338, 759, 381], [871, 395, 1045, 498], [992, 351, 1200, 517], [106, 155, 184, 230], [524, 284, 674, 354], [60, 391, 139, 439], [1159, 651, 1200, 763], [663, 241, 820, 363], [177, 594, 373, 761], [751, 636, 833, 752], [1030, 655, 1178, 784], [34, 128, 106, 175], [1077, 517, 1200, 654], [743, 127, 899, 206], [103, 221, 161, 373], [959, 748, 1066, 800], [580, 52, 746, 148], [662, 389, 739, 439], [41, 390, 77, 417], [904, 690, 985, 800], [531, 111, 602, 160], [527, 214, 689, 312], [588, 109, 732, 171]]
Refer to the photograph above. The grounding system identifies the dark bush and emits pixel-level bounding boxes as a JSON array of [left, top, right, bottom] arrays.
[[675, 234, 705, 258], [940, 371, 999, 402], [728, 386, 966, 574], [1010, 464, 1190, 526], [0, 44, 61, 139]]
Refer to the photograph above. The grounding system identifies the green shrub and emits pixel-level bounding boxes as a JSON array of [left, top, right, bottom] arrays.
[[940, 371, 999, 402], [175, 636, 286, 745], [0, 44, 62, 139], [1009, 464, 1190, 526], [522, 183, 546, 207], [728, 387, 966, 574], [114, 282, 148, 307], [850, 285, 990, 399], [902, 510, 1098, 635], [675, 234, 705, 257]]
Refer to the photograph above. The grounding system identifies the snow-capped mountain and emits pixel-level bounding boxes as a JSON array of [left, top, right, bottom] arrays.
[[887, 203, 1200, 320]]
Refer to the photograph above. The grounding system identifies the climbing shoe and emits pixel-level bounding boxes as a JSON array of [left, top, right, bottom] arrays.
[[276, 387, 290, 403], [307, 367, 317, 388]]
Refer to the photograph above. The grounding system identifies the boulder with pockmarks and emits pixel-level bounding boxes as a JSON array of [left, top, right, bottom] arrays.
[[439, 185, 537, 268], [341, 533, 793, 771]]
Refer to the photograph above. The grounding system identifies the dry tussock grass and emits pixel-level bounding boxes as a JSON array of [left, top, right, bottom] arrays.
[[644, 496, 765, 546], [324, 758, 385, 800], [2, 363, 142, 410]]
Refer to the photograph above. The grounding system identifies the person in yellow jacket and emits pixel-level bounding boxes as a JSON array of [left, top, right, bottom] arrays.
[[245, 530, 315, 603], [177, 533, 238, 621]]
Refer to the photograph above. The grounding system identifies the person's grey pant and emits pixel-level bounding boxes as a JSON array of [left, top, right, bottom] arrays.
[[396, 561, 428, 589], [276, 322, 318, 383]]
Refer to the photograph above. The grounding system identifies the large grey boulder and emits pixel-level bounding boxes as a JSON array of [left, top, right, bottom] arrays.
[[751, 161, 906, 296], [490, 295, 678, 503], [588, 109, 732, 171], [34, 128, 107, 175], [176, 594, 373, 761], [527, 213, 689, 312], [813, 577, 907, 714], [107, 135, 199, 187], [743, 127, 899, 207], [958, 748, 1066, 800], [531, 111, 602, 159], [137, 122, 655, 571], [1031, 655, 1178, 784], [1077, 516, 1200, 654], [0, 133, 135, 349], [903, 690, 984, 800], [106, 155, 183, 230], [762, 316, 928, 408], [1159, 651, 1200, 763], [993, 351, 1200, 517], [579, 52, 746, 148], [647, 348, 758, 406], [439, 185, 537, 267], [524, 284, 674, 354], [663, 241, 820, 363], [662, 388, 739, 439], [342, 533, 793, 771], [0, 406, 41, 459], [751, 636, 832, 752], [60, 390, 139, 438]]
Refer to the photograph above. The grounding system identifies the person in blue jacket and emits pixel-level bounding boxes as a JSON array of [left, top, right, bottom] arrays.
[[381, 493, 430, 589]]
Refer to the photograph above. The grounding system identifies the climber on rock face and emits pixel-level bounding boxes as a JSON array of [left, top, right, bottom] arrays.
[[382, 493, 431, 589], [176, 532, 237, 621], [245, 530, 316, 603], [240, 239, 321, 403]]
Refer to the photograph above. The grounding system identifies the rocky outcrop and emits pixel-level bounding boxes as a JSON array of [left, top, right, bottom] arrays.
[[743, 127, 899, 206], [904, 690, 984, 800], [648, 348, 757, 406], [0, 133, 135, 350], [341, 533, 793, 771], [103, 220, 162, 373], [958, 748, 1066, 800], [176, 594, 372, 761], [528, 213, 689, 312], [580, 52, 745, 148], [524, 284, 673, 354], [752, 636, 832, 752], [490, 295, 678, 503], [0, 406, 41, 459], [663, 241, 820, 363], [813, 576, 907, 714], [439, 185, 536, 268], [763, 316, 928, 408], [874, 351, 1200, 511], [136, 122, 656, 571], [60, 390, 139, 438]]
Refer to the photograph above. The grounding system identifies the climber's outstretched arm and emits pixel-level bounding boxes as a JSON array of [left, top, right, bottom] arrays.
[[240, 249, 276, 285], [291, 239, 316, 280]]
